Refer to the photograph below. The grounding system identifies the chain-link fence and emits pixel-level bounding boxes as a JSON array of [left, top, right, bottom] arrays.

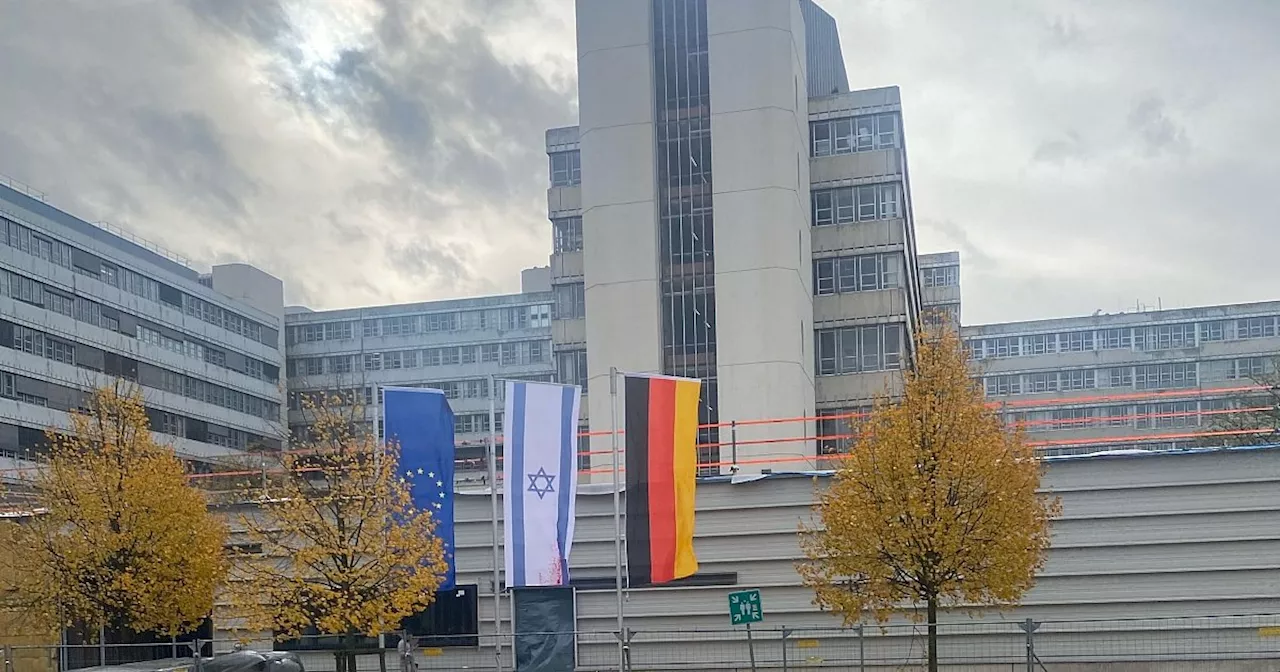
[[7, 614, 1280, 672]]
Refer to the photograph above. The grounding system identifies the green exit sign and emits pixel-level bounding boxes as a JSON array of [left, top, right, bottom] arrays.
[[728, 589, 764, 625]]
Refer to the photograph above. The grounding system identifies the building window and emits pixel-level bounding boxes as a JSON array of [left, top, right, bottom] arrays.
[[1131, 401, 1198, 430], [1134, 363, 1196, 390], [983, 375, 1022, 396], [1060, 369, 1095, 391], [1199, 321, 1226, 342], [556, 349, 588, 392], [424, 313, 458, 332], [553, 283, 586, 320], [204, 348, 227, 368], [811, 183, 901, 226], [922, 304, 960, 327], [1059, 330, 1094, 352], [384, 316, 418, 336], [817, 407, 868, 456], [325, 322, 353, 341], [971, 336, 1021, 360], [1236, 316, 1277, 340], [811, 113, 899, 157], [814, 253, 902, 296], [553, 217, 583, 253], [1231, 357, 1268, 380], [1099, 328, 1132, 351], [1135, 323, 1196, 351], [1101, 366, 1133, 388], [325, 356, 351, 374], [815, 324, 903, 376], [549, 150, 581, 187], [920, 265, 959, 288], [529, 304, 552, 329]]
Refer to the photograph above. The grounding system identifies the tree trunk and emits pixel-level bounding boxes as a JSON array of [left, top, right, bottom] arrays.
[[927, 595, 938, 672], [335, 633, 358, 672]]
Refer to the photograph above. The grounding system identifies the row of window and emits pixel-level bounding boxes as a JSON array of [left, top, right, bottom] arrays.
[[921, 265, 959, 288], [810, 113, 899, 157], [285, 339, 551, 379], [286, 305, 552, 345], [288, 377, 495, 409], [814, 253, 902, 296], [0, 369, 278, 452], [968, 316, 1280, 360], [290, 374, 558, 412], [981, 360, 1234, 397], [811, 183, 902, 226], [1, 319, 281, 420], [0, 389, 277, 458], [2, 265, 279, 383], [815, 324, 904, 376], [814, 398, 1239, 455], [3, 215, 277, 347], [1004, 399, 1236, 433]]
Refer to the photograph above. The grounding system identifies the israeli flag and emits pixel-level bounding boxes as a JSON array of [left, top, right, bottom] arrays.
[[503, 380, 582, 587]]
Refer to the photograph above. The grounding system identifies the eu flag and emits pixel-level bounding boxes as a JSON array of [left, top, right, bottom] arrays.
[[383, 386, 456, 590]]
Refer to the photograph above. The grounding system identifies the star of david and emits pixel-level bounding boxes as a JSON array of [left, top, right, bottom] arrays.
[[527, 467, 556, 500]]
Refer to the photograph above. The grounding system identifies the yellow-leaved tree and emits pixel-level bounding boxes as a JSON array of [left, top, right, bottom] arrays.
[[0, 383, 227, 639], [799, 327, 1059, 672], [228, 397, 447, 672]]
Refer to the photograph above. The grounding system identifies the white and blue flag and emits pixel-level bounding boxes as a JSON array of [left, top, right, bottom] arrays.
[[503, 380, 582, 587]]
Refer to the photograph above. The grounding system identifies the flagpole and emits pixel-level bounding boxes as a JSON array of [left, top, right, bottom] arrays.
[[610, 367, 625, 672], [487, 375, 504, 672]]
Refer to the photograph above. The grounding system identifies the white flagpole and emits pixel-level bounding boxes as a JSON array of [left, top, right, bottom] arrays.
[[487, 374, 504, 672], [610, 367, 625, 671]]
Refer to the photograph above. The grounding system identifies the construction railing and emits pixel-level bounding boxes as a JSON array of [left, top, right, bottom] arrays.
[[7, 614, 1280, 672]]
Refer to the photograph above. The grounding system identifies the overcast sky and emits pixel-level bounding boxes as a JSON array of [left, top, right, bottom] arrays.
[[1, 1, 1276, 324]]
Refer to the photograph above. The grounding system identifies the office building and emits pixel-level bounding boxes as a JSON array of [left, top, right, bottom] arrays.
[[548, 0, 922, 477], [283, 270, 556, 482], [918, 250, 961, 327], [0, 179, 286, 471], [964, 301, 1280, 456]]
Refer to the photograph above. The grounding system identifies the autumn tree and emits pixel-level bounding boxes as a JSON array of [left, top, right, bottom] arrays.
[[0, 384, 228, 640], [799, 327, 1058, 672], [227, 397, 447, 672]]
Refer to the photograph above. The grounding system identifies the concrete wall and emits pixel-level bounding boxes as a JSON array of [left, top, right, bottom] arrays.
[[576, 0, 663, 477], [707, 0, 817, 469], [422, 446, 1280, 670]]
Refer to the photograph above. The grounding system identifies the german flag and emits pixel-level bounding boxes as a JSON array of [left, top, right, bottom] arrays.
[[624, 374, 701, 586]]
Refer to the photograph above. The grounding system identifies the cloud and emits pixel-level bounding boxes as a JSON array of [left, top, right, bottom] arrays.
[[0, 0, 575, 310], [1127, 95, 1189, 158], [1, 0, 1276, 328], [824, 0, 1280, 323]]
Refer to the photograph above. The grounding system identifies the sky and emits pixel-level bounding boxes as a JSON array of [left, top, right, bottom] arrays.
[[0, 0, 1277, 325]]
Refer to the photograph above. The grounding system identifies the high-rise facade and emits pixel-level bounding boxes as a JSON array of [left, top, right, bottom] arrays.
[[549, 0, 922, 476], [0, 180, 286, 471], [283, 270, 556, 482]]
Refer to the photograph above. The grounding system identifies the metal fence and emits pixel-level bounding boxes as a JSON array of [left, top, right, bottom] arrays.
[[7, 614, 1280, 672]]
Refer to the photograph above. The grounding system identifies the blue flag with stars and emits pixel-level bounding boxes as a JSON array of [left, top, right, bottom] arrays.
[[383, 386, 456, 590]]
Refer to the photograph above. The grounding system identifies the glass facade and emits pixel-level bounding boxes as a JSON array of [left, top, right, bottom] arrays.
[[653, 0, 719, 474]]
